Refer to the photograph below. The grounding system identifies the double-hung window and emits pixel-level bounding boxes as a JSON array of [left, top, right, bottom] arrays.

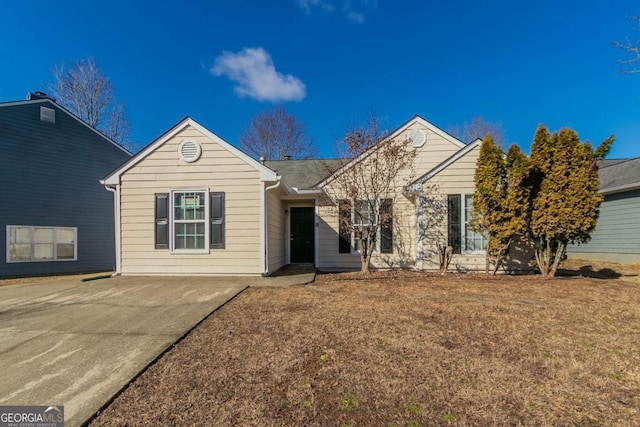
[[338, 199, 393, 254], [6, 226, 77, 262], [173, 191, 207, 252], [353, 200, 374, 253], [155, 190, 225, 253], [447, 194, 486, 254]]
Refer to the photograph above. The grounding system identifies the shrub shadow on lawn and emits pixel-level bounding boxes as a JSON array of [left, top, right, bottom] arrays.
[[557, 265, 623, 279]]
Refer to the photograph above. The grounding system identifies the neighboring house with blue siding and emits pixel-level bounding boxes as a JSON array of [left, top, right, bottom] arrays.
[[567, 157, 640, 263], [1, 93, 132, 278]]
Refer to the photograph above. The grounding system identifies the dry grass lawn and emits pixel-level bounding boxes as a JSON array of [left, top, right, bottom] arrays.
[[92, 264, 640, 426]]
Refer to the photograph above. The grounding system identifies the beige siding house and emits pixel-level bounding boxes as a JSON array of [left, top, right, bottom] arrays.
[[103, 115, 511, 275]]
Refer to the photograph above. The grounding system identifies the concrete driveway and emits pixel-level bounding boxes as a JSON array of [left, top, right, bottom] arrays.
[[0, 276, 253, 426]]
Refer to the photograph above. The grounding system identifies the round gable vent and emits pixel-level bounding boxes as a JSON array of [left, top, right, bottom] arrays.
[[178, 140, 202, 162], [407, 129, 426, 148]]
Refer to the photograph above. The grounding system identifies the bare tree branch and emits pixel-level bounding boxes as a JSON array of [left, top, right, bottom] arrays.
[[240, 106, 316, 160], [448, 116, 506, 148], [322, 112, 417, 274], [48, 57, 132, 145], [613, 15, 640, 74]]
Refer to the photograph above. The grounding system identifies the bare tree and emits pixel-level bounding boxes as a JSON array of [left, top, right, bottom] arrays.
[[613, 15, 640, 74], [49, 57, 132, 145], [448, 116, 505, 148], [240, 106, 316, 160], [322, 113, 417, 274]]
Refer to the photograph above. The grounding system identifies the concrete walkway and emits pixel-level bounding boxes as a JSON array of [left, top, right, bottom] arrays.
[[0, 271, 314, 426]]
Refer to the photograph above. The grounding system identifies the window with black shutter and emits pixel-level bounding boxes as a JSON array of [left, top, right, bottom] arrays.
[[210, 192, 225, 249], [380, 199, 393, 254], [155, 193, 169, 249], [447, 194, 461, 254], [338, 199, 351, 253]]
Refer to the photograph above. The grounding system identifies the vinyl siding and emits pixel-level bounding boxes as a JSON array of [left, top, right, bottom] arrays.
[[0, 101, 131, 278], [118, 125, 264, 275], [317, 121, 463, 270], [567, 189, 640, 263], [420, 145, 534, 272], [266, 187, 286, 273], [420, 144, 488, 272], [317, 196, 416, 270]]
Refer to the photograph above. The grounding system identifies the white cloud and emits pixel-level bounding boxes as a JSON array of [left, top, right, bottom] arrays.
[[295, 0, 373, 23], [347, 11, 365, 23], [297, 0, 334, 13], [211, 47, 306, 102]]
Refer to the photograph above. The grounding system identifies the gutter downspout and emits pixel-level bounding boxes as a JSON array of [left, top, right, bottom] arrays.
[[263, 177, 282, 276], [416, 192, 424, 271], [103, 183, 121, 276]]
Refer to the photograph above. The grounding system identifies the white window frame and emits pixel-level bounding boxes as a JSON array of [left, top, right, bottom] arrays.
[[170, 189, 210, 254], [461, 194, 486, 255], [6, 225, 77, 263], [351, 199, 380, 255]]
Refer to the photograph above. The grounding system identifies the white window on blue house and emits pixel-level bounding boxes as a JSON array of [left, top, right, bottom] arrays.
[[6, 226, 77, 262]]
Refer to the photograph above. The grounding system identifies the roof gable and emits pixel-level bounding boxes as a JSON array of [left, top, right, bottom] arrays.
[[102, 117, 277, 185], [0, 98, 131, 156], [390, 115, 466, 150], [407, 138, 482, 190], [317, 115, 467, 188]]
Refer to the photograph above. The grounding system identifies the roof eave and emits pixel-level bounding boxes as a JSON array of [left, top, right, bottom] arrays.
[[600, 182, 640, 195], [317, 115, 467, 188], [408, 138, 482, 190], [102, 117, 278, 185], [1, 98, 132, 157]]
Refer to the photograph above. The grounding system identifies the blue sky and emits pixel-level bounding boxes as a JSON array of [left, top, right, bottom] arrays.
[[1, 0, 639, 158]]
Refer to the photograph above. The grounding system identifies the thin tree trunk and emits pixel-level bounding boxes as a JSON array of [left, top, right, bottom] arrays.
[[549, 242, 566, 277], [534, 248, 543, 276], [360, 249, 372, 274], [485, 236, 491, 274], [491, 239, 511, 275], [535, 239, 551, 277], [545, 240, 551, 276]]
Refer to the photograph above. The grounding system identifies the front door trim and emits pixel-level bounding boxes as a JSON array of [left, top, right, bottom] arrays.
[[288, 205, 315, 264]]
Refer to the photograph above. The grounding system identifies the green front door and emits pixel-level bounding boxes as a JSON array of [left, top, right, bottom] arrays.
[[290, 207, 315, 263]]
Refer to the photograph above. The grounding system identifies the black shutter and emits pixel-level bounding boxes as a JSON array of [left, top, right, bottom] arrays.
[[447, 195, 461, 254], [210, 192, 225, 249], [380, 199, 393, 254], [155, 193, 169, 249], [338, 199, 351, 253]]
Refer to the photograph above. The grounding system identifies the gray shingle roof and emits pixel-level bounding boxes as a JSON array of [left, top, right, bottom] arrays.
[[599, 157, 640, 191], [599, 159, 628, 168], [264, 159, 346, 190]]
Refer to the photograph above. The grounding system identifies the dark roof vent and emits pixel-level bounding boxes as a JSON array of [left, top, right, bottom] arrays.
[[26, 91, 54, 101]]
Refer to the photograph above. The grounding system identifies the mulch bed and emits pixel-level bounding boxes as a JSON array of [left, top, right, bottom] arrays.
[[91, 267, 640, 426]]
